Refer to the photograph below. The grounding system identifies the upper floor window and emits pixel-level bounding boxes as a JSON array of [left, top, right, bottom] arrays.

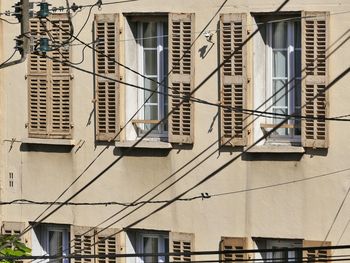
[[264, 20, 301, 142], [136, 20, 168, 137], [94, 13, 195, 145], [219, 12, 329, 149]]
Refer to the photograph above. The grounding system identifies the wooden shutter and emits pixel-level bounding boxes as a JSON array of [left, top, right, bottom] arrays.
[[301, 12, 329, 148], [71, 226, 95, 263], [168, 13, 195, 144], [219, 14, 247, 147], [303, 240, 331, 262], [28, 14, 72, 139], [94, 14, 120, 141], [220, 237, 249, 262], [95, 228, 118, 263], [170, 232, 194, 262]]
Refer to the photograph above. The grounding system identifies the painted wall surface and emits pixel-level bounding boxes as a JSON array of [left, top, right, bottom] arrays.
[[0, 0, 349, 258]]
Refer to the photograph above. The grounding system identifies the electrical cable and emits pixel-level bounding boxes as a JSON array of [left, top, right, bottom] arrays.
[[0, 50, 18, 68], [73, 0, 100, 40], [0, 17, 19, 24]]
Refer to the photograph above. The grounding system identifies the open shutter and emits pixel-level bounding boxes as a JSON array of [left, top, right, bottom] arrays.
[[170, 232, 194, 262], [220, 237, 249, 262], [95, 228, 118, 263], [94, 14, 120, 141], [71, 226, 95, 263], [219, 14, 247, 147], [301, 12, 329, 148], [28, 15, 72, 139], [168, 13, 195, 144], [303, 240, 331, 262]]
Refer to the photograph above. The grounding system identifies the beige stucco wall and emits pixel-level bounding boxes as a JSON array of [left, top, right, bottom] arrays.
[[0, 0, 349, 257]]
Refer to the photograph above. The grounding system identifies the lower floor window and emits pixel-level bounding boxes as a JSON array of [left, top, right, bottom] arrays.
[[127, 230, 169, 263], [32, 224, 70, 263]]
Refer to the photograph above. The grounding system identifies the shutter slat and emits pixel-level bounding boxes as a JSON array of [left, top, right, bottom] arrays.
[[169, 13, 195, 144], [95, 228, 118, 263], [94, 14, 120, 141], [71, 226, 94, 263], [220, 14, 247, 146], [302, 12, 329, 148]]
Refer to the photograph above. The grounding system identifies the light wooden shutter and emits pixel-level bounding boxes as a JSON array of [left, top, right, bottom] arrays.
[[94, 14, 120, 141], [220, 237, 249, 262], [219, 14, 247, 147], [28, 15, 72, 138], [169, 13, 195, 144], [301, 12, 329, 148], [303, 240, 331, 262], [170, 232, 194, 262], [95, 228, 118, 263], [1, 222, 26, 263], [71, 226, 95, 263]]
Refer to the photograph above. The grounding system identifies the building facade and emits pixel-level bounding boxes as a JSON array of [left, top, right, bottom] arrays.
[[1, 0, 350, 262]]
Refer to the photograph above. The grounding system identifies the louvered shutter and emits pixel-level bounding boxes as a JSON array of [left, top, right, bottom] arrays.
[[94, 14, 120, 141], [301, 12, 329, 148], [220, 237, 249, 262], [71, 226, 95, 263], [95, 228, 118, 263], [28, 15, 72, 138], [219, 14, 247, 146], [303, 240, 331, 262], [1, 222, 26, 263], [170, 232, 194, 262], [168, 13, 195, 144]]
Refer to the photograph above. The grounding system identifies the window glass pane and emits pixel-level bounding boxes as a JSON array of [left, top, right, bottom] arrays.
[[294, 20, 301, 49], [49, 231, 63, 263], [294, 79, 301, 108], [165, 238, 169, 263], [273, 80, 288, 107], [143, 22, 157, 48], [144, 78, 158, 104], [272, 22, 287, 48], [273, 50, 288, 77], [144, 105, 158, 121], [143, 237, 158, 263], [144, 50, 157, 75]]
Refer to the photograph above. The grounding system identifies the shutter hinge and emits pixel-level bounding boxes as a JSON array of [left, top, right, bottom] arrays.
[[120, 76, 123, 80], [25, 123, 28, 128], [92, 99, 97, 104], [247, 30, 251, 35], [119, 28, 123, 34], [25, 74, 28, 80], [70, 74, 74, 80], [70, 123, 74, 128]]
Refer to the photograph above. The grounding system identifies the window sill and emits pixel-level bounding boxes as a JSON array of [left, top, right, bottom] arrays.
[[115, 140, 172, 149], [245, 145, 305, 153], [21, 138, 76, 146]]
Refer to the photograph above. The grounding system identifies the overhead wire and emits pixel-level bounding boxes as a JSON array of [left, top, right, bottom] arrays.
[[0, 50, 18, 68]]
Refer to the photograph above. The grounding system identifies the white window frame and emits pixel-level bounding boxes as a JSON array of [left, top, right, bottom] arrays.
[[136, 21, 168, 138], [266, 239, 302, 262], [265, 20, 301, 143]]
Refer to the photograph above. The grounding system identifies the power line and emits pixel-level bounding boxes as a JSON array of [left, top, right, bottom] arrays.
[[0, 50, 18, 68]]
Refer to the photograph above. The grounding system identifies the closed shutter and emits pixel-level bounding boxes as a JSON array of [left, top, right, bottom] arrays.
[[220, 237, 249, 262], [168, 13, 195, 144], [169, 232, 194, 262], [94, 14, 120, 141], [219, 14, 247, 146], [71, 226, 95, 263], [28, 14, 72, 138], [303, 240, 331, 262], [301, 12, 329, 148], [1, 222, 26, 263]]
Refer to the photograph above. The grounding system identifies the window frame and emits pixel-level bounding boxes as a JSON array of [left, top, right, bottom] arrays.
[[136, 20, 168, 138], [265, 19, 301, 143], [266, 239, 302, 262], [138, 232, 169, 263]]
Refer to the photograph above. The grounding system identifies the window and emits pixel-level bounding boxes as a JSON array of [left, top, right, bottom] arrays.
[[126, 230, 194, 263], [32, 224, 70, 263], [136, 21, 168, 137], [266, 239, 302, 262], [28, 15, 72, 139], [265, 20, 301, 142], [94, 13, 195, 144], [220, 12, 329, 149]]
